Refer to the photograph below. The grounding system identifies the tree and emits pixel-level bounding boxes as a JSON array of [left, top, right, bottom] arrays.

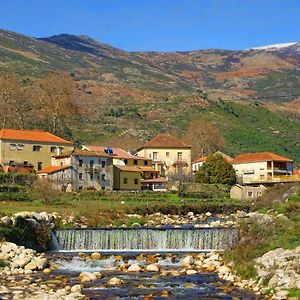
[[182, 118, 226, 160], [0, 73, 33, 129], [195, 154, 236, 185], [33, 72, 77, 135]]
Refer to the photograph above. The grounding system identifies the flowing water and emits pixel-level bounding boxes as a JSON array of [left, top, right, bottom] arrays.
[[54, 227, 238, 252]]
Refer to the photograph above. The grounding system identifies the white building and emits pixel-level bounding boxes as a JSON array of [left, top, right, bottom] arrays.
[[136, 133, 191, 177], [231, 152, 293, 184], [37, 149, 113, 191]]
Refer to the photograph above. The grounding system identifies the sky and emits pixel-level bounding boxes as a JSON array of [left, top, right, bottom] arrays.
[[0, 0, 300, 52]]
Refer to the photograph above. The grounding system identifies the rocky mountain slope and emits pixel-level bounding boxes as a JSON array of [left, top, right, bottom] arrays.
[[1, 29, 300, 160]]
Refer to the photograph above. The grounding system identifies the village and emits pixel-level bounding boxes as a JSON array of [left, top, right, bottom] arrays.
[[0, 128, 298, 200]]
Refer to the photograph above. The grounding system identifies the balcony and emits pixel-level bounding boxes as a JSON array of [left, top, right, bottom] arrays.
[[240, 174, 300, 184]]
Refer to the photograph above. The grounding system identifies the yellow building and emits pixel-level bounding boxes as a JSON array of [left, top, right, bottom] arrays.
[[113, 165, 142, 190], [136, 133, 192, 177], [0, 129, 73, 171]]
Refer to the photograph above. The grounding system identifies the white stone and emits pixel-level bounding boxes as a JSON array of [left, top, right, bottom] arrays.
[[127, 264, 141, 272], [108, 277, 124, 285], [146, 264, 160, 272], [181, 256, 194, 267]]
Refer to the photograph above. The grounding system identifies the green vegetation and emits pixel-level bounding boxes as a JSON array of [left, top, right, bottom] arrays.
[[199, 100, 300, 160], [195, 154, 236, 185], [224, 188, 300, 279], [287, 288, 300, 298], [0, 191, 249, 228]]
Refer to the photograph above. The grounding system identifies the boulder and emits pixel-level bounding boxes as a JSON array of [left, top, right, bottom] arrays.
[[127, 264, 141, 272], [108, 277, 124, 286], [186, 269, 197, 275], [24, 261, 37, 271], [71, 285, 82, 293], [146, 264, 160, 272], [90, 252, 101, 260], [181, 256, 194, 268], [0, 216, 12, 226], [79, 271, 97, 282]]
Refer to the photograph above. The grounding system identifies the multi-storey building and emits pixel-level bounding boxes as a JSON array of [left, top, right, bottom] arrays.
[[136, 133, 191, 177], [37, 149, 113, 191], [0, 129, 73, 171]]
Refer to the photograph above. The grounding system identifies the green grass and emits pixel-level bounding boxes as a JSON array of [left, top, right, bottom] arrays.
[[0, 191, 248, 227], [224, 192, 300, 280], [287, 288, 300, 298]]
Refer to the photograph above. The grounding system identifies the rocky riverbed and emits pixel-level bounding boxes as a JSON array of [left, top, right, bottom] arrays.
[[0, 210, 299, 299]]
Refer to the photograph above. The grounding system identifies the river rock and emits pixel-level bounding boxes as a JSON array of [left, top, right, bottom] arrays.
[[127, 264, 141, 272], [181, 256, 194, 267], [79, 271, 97, 282], [0, 285, 10, 293], [0, 216, 12, 226], [71, 285, 82, 293], [146, 264, 160, 272], [24, 261, 37, 271], [108, 277, 124, 286], [90, 252, 101, 260], [186, 269, 197, 275]]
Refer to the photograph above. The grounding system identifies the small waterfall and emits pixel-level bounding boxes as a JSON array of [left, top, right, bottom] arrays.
[[55, 227, 238, 252]]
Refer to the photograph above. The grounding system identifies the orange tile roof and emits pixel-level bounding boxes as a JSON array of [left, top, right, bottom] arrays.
[[0, 129, 73, 144], [192, 156, 208, 164], [56, 149, 109, 158], [114, 165, 142, 173], [231, 152, 293, 164], [37, 165, 71, 174], [85, 145, 133, 159], [138, 133, 190, 150], [137, 166, 160, 172], [142, 178, 168, 183]]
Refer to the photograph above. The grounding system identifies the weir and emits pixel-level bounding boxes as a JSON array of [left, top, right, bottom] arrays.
[[54, 227, 239, 252]]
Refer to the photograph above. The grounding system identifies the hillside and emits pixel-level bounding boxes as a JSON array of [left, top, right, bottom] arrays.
[[1, 29, 300, 160]]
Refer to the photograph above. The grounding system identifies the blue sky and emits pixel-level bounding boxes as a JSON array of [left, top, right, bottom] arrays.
[[0, 0, 300, 51]]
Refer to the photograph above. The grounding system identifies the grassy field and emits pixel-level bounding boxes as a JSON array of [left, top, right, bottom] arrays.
[[0, 191, 249, 227]]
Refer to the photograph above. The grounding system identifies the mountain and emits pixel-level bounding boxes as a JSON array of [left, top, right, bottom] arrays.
[[1, 29, 300, 160]]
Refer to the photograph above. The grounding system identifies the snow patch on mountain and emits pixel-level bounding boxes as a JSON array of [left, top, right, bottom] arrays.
[[248, 42, 297, 51]]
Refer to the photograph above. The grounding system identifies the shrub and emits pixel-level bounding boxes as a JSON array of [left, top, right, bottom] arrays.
[[30, 179, 62, 204], [195, 154, 236, 185], [0, 192, 30, 201]]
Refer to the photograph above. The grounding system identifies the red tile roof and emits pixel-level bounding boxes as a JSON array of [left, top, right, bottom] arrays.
[[37, 165, 71, 174], [138, 133, 190, 150], [192, 156, 208, 164], [114, 165, 142, 172], [231, 152, 293, 164], [56, 149, 109, 158], [85, 145, 133, 159], [141, 178, 168, 183], [0, 129, 72, 144]]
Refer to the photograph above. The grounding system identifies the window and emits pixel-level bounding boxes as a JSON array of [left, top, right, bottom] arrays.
[[9, 144, 17, 151], [144, 160, 148, 166], [123, 178, 128, 184], [247, 191, 253, 197], [153, 152, 158, 161], [33, 145, 42, 152], [38, 162, 42, 171], [124, 159, 128, 165], [9, 160, 14, 166], [101, 174, 106, 181], [260, 175, 265, 179], [101, 161, 106, 168], [24, 161, 28, 166], [78, 160, 83, 167], [60, 162, 64, 166], [90, 174, 94, 180], [134, 178, 139, 185], [17, 144, 24, 151], [79, 186, 83, 191], [58, 147, 64, 155], [79, 173, 83, 180], [134, 160, 138, 165], [166, 152, 169, 157], [177, 152, 183, 160], [90, 160, 94, 168], [50, 147, 56, 153]]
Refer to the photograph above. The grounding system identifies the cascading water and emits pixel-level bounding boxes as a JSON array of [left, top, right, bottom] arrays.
[[54, 227, 238, 252]]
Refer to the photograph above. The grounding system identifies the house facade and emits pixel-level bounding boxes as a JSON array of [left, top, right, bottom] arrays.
[[192, 151, 233, 173], [136, 133, 191, 177], [231, 152, 293, 184], [0, 129, 73, 171], [230, 184, 267, 200], [37, 149, 113, 191]]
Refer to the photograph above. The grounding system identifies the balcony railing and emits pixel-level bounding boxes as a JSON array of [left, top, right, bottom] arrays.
[[240, 174, 300, 184]]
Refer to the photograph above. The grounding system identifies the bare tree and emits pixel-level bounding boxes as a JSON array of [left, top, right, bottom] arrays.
[[183, 118, 226, 160]]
